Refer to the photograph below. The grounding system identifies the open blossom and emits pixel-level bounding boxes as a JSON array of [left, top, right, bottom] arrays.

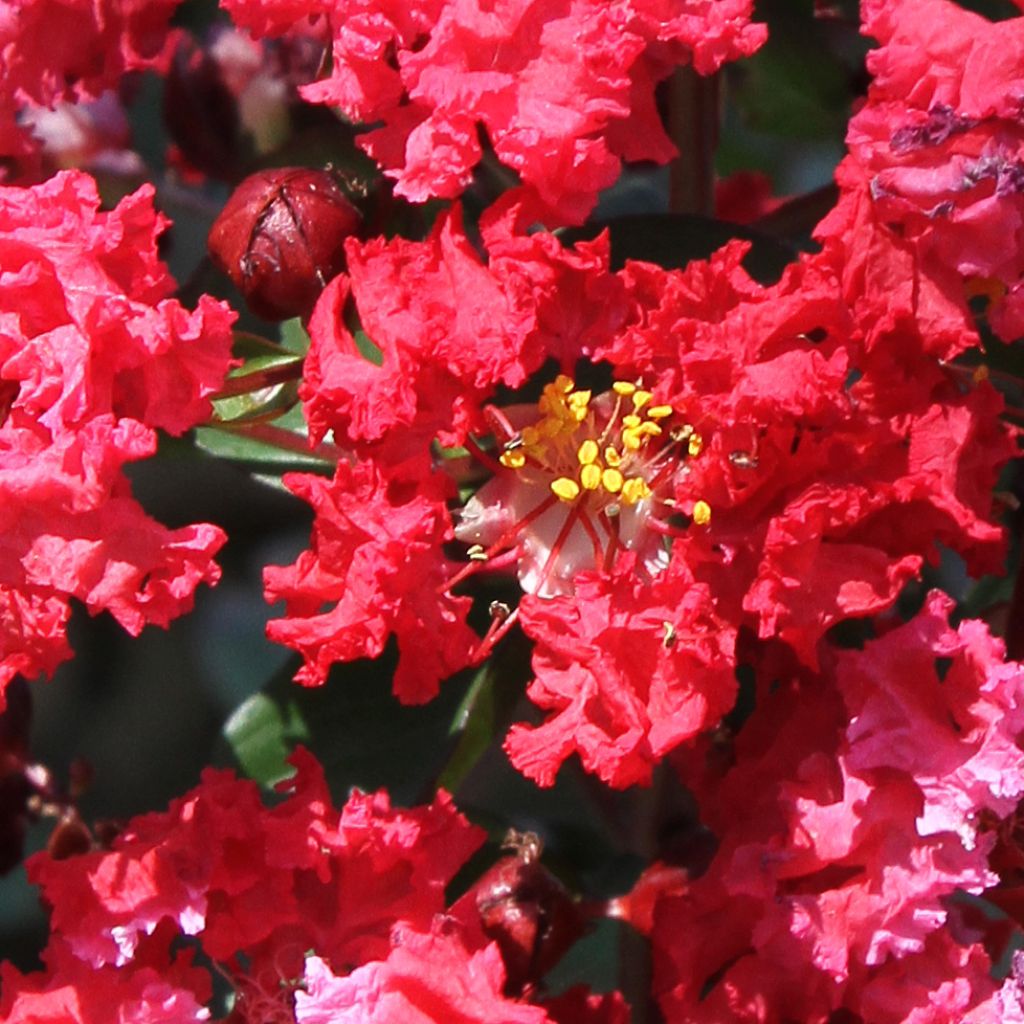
[[816, 0, 1024, 347], [0, 170, 234, 699], [0, 0, 181, 173], [265, 206, 1014, 789], [220, 0, 765, 225], [2, 749, 616, 1023], [646, 593, 1024, 1022]]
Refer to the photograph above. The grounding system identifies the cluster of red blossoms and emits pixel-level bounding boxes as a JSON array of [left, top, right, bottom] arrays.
[[2, 0, 1024, 1021]]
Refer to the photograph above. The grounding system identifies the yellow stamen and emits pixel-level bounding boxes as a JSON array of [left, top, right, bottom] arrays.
[[580, 463, 602, 490], [692, 500, 711, 526], [688, 433, 703, 457], [602, 467, 623, 493], [621, 478, 651, 505], [613, 381, 636, 396], [647, 405, 673, 420], [632, 390, 653, 411], [577, 439, 599, 465], [622, 414, 641, 428], [604, 446, 622, 467], [500, 450, 526, 469], [551, 477, 580, 502]]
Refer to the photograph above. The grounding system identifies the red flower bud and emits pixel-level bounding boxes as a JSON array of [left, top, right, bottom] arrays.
[[468, 830, 585, 996], [208, 167, 362, 322]]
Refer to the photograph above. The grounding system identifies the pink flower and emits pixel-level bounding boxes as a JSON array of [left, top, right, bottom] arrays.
[[506, 557, 736, 787], [0, 938, 211, 1024], [221, 0, 765, 225], [0, 171, 234, 697], [0, 0, 180, 170], [264, 460, 476, 701], [267, 206, 1015, 788], [296, 924, 549, 1024], [648, 596, 1024, 1021], [29, 750, 481, 971], [816, 0, 1024, 344], [5, 749, 616, 1021]]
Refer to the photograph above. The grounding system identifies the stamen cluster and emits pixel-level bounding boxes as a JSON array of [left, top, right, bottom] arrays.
[[457, 375, 710, 600]]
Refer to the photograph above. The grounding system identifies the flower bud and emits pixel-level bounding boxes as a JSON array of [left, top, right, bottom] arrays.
[[468, 830, 585, 996], [208, 167, 362, 321]]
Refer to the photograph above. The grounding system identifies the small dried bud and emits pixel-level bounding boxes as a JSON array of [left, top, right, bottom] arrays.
[[0, 678, 32, 874], [46, 810, 92, 861], [164, 35, 243, 180], [468, 830, 585, 996], [208, 167, 362, 321]]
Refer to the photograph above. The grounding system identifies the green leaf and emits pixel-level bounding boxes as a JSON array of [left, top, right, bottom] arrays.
[[212, 379, 301, 425], [217, 644, 469, 803], [223, 690, 312, 788], [279, 318, 311, 356], [437, 663, 500, 794], [194, 422, 332, 471]]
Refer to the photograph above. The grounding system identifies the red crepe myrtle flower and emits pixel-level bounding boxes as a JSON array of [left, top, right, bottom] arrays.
[[265, 206, 1014, 789], [296, 926, 550, 1024], [0, 936, 212, 1024], [220, 0, 765, 226], [646, 594, 1024, 1022], [4, 750, 616, 1023], [817, 0, 1024, 346], [0, 0, 181, 174], [0, 171, 234, 698]]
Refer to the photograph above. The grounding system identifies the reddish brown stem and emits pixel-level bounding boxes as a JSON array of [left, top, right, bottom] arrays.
[[213, 358, 305, 399]]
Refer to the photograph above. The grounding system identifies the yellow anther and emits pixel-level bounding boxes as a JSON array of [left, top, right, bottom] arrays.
[[623, 422, 660, 451], [621, 478, 651, 505], [647, 405, 673, 420], [692, 500, 711, 526], [613, 381, 636, 396], [551, 477, 580, 502], [500, 450, 526, 469], [604, 446, 622, 467], [580, 463, 602, 490], [554, 374, 575, 393], [577, 439, 599, 465], [632, 390, 653, 411], [622, 414, 641, 428], [601, 467, 624, 493], [568, 389, 591, 407], [688, 433, 703, 457], [662, 621, 677, 649]]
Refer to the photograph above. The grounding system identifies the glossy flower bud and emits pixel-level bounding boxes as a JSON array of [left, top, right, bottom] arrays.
[[208, 167, 362, 321], [467, 830, 585, 996]]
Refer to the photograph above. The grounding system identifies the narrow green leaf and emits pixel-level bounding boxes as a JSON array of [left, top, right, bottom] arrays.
[[437, 663, 499, 794], [212, 380, 301, 425], [194, 424, 332, 470]]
